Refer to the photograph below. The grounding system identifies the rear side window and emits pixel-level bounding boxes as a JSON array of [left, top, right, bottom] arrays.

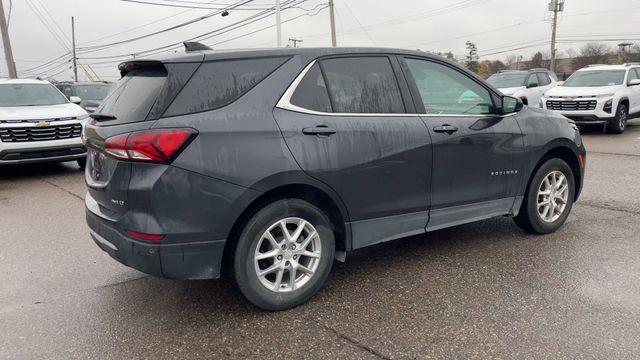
[[290, 63, 332, 113], [97, 66, 167, 125], [320, 57, 405, 114], [163, 57, 288, 117]]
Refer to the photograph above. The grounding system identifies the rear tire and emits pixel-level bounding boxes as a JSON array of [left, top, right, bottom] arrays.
[[77, 158, 86, 170], [233, 199, 335, 311], [607, 103, 627, 134], [514, 158, 575, 234]]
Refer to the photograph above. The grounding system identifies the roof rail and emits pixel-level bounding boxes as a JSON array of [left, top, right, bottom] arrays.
[[624, 62, 640, 67], [497, 69, 522, 73], [183, 41, 212, 52], [529, 68, 549, 72], [584, 64, 608, 67]]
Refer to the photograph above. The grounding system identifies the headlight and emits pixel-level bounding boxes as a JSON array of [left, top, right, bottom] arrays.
[[77, 114, 90, 120], [603, 99, 613, 113], [85, 106, 98, 113]]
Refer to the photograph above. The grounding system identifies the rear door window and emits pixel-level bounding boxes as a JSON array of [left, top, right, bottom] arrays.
[[319, 56, 405, 114], [96, 66, 168, 125], [163, 57, 289, 117], [290, 63, 332, 113]]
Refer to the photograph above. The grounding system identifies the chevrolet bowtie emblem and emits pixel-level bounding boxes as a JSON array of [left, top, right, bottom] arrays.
[[564, 97, 573, 101], [35, 121, 50, 127]]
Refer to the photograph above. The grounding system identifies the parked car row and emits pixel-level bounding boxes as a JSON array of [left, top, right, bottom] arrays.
[[487, 63, 640, 133]]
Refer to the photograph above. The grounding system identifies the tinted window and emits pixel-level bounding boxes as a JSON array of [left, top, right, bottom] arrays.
[[320, 57, 405, 114], [405, 58, 494, 115], [96, 66, 167, 125], [0, 84, 68, 107], [526, 74, 538, 87], [537, 73, 551, 86], [164, 57, 288, 117], [290, 63, 332, 112]]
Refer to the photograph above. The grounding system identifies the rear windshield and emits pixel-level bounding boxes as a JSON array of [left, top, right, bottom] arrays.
[[95, 67, 167, 125], [162, 56, 289, 117], [563, 70, 626, 87], [486, 73, 526, 88], [0, 84, 68, 107], [75, 84, 112, 100]]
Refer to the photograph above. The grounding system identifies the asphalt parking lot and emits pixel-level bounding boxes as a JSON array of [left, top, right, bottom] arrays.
[[1, 121, 639, 359]]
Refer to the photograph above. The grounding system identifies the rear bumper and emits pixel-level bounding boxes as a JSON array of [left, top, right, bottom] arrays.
[[86, 206, 226, 280]]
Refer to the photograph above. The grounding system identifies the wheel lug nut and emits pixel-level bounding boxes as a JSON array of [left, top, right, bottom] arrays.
[[277, 255, 282, 260], [292, 245, 296, 249], [293, 255, 297, 260]]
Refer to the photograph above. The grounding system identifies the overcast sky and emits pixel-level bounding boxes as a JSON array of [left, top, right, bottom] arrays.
[[2, 0, 639, 81]]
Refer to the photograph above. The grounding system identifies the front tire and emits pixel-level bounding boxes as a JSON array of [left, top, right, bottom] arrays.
[[607, 103, 627, 134], [514, 158, 575, 234], [233, 199, 335, 311]]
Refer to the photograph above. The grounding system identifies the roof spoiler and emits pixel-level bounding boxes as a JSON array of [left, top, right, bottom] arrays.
[[117, 60, 165, 77], [183, 41, 212, 52]]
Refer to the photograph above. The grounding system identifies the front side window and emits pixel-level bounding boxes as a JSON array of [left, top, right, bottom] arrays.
[[0, 84, 69, 107], [526, 74, 539, 87], [563, 70, 626, 87], [537, 73, 551, 86], [320, 57, 405, 114], [290, 63, 332, 113], [405, 58, 494, 115], [627, 69, 639, 83]]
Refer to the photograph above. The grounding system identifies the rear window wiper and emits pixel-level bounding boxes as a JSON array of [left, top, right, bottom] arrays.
[[89, 113, 117, 121]]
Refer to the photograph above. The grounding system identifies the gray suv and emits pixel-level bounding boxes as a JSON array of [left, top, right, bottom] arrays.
[[84, 47, 586, 311]]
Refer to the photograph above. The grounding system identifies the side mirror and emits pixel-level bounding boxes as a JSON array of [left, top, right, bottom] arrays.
[[526, 83, 539, 88], [69, 96, 82, 104], [502, 96, 523, 114], [628, 79, 640, 86]]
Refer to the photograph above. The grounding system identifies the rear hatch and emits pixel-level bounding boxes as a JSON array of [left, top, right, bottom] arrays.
[[84, 58, 202, 219]]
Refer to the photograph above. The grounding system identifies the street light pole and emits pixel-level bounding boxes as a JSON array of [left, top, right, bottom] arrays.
[[0, 0, 17, 78]]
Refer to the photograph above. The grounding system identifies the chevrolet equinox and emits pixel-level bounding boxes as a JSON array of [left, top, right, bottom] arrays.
[[85, 47, 586, 311]]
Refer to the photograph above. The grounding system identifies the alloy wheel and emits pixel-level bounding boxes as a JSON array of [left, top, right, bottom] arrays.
[[536, 170, 570, 223], [254, 217, 321, 292]]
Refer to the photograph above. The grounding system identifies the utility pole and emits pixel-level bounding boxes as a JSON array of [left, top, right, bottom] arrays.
[[549, 0, 564, 72], [329, 0, 337, 47], [0, 0, 17, 78], [275, 0, 282, 47], [71, 16, 78, 82], [288, 38, 303, 48]]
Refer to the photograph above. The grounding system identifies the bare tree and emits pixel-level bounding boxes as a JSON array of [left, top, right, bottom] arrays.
[[571, 43, 612, 69]]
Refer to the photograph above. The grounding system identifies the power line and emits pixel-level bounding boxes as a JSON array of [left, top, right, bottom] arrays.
[[121, 0, 276, 10], [77, 0, 255, 52]]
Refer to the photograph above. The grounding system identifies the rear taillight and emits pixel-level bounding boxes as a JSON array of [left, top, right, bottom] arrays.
[[104, 128, 197, 164], [126, 230, 165, 242]]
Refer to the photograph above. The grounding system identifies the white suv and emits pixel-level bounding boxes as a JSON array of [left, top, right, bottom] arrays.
[[541, 64, 640, 134], [0, 79, 89, 167], [486, 69, 559, 107]]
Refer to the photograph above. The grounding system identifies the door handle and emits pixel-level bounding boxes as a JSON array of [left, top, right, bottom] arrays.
[[302, 125, 337, 136], [433, 124, 459, 134]]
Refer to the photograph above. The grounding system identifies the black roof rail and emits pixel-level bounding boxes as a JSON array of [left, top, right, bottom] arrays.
[[183, 41, 212, 52]]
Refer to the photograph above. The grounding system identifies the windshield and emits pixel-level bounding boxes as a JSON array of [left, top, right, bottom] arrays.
[[486, 73, 526, 88], [0, 84, 68, 107], [563, 70, 626, 87], [74, 84, 111, 100]]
